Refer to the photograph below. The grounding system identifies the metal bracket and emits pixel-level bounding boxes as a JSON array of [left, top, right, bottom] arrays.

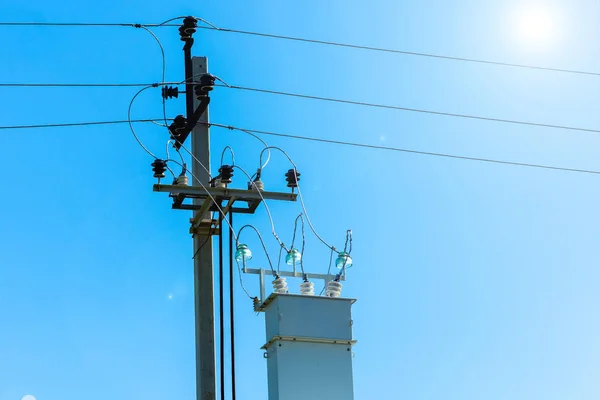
[[261, 335, 357, 350], [154, 184, 297, 214], [243, 268, 347, 312]]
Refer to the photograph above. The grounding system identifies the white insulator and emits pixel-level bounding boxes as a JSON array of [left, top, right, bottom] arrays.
[[215, 178, 226, 188], [300, 281, 315, 296], [175, 175, 189, 186], [325, 281, 343, 298], [249, 180, 264, 191], [252, 181, 265, 191], [272, 277, 288, 294]]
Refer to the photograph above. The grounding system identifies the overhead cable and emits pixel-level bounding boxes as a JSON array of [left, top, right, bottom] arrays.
[[221, 84, 600, 134], [0, 118, 163, 130], [1, 118, 599, 175], [194, 26, 600, 77], [8, 81, 600, 135], [1, 20, 597, 76], [208, 122, 600, 176]]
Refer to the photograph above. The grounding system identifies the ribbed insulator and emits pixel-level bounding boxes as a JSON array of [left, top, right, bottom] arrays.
[[175, 175, 189, 186], [248, 180, 264, 191], [272, 277, 288, 294], [300, 281, 314, 296], [325, 281, 343, 298]]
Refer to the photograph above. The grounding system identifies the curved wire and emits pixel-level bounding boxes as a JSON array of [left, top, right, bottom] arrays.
[[221, 146, 235, 166], [236, 224, 276, 275], [213, 75, 231, 87], [233, 164, 287, 251], [345, 230, 353, 253], [276, 245, 284, 273], [222, 125, 270, 171], [155, 16, 187, 27], [138, 26, 169, 129], [128, 85, 158, 158], [166, 158, 237, 241], [192, 16, 221, 30], [259, 146, 338, 251], [178, 141, 213, 180], [166, 140, 186, 165], [290, 214, 307, 276], [319, 248, 336, 295], [335, 230, 354, 279], [234, 259, 255, 299]]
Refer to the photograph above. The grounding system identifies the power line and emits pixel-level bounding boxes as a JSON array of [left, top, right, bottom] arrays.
[[0, 22, 178, 27], [0, 83, 151, 87], [223, 85, 600, 134], [7, 80, 598, 135], [1, 20, 597, 77], [197, 26, 600, 77], [0, 118, 162, 130], [0, 118, 598, 175], [207, 122, 600, 175]]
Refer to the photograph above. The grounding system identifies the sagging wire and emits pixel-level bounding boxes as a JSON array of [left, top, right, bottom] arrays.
[[236, 224, 277, 277], [233, 164, 287, 252], [209, 123, 271, 172], [135, 26, 169, 130], [128, 85, 160, 158], [221, 146, 235, 166], [240, 128, 271, 173], [259, 146, 339, 252]]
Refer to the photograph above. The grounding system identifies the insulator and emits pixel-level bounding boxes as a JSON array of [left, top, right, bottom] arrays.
[[335, 252, 353, 269], [248, 179, 264, 191], [300, 281, 315, 296], [195, 74, 216, 97], [253, 297, 260, 310], [162, 86, 179, 100], [218, 164, 234, 185], [169, 115, 187, 139], [179, 16, 198, 41], [272, 277, 288, 294], [151, 159, 167, 179], [285, 248, 302, 265], [235, 244, 252, 262], [325, 281, 343, 298], [175, 174, 188, 186], [285, 168, 301, 188], [213, 178, 226, 188]]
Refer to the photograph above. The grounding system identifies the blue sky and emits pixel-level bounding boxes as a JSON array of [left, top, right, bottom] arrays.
[[1, 1, 599, 400]]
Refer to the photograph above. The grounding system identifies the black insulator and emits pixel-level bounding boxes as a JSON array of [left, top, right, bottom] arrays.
[[179, 16, 198, 41], [162, 86, 179, 100], [285, 168, 301, 188], [218, 164, 234, 184], [151, 159, 167, 179], [168, 115, 187, 139], [195, 74, 215, 97]]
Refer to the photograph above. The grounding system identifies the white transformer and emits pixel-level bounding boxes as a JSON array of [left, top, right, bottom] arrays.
[[259, 293, 357, 400]]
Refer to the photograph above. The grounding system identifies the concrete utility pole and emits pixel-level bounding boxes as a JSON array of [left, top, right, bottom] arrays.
[[153, 17, 341, 400], [191, 56, 216, 400]]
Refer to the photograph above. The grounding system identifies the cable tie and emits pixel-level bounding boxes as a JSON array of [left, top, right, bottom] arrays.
[[133, 23, 142, 28], [151, 82, 159, 87]]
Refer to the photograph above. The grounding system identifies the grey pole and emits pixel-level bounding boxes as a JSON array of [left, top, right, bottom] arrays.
[[192, 56, 216, 400]]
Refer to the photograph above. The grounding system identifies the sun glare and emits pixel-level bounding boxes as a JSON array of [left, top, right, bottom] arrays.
[[510, 5, 563, 50]]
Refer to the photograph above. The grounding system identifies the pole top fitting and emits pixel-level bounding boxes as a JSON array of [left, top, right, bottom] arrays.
[[179, 16, 198, 42]]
